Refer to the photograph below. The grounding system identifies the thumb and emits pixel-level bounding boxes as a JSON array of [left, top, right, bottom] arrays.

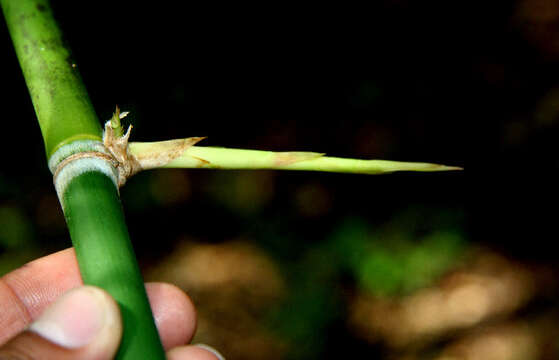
[[0, 285, 122, 360]]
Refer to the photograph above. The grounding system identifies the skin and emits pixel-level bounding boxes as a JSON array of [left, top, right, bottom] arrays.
[[0, 248, 221, 359]]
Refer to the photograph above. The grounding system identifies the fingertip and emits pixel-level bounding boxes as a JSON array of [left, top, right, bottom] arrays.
[[146, 282, 197, 349], [194, 344, 226, 360], [0, 285, 122, 360], [167, 344, 225, 360], [29, 285, 121, 351]]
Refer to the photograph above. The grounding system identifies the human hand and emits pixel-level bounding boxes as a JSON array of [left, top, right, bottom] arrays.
[[0, 248, 224, 360]]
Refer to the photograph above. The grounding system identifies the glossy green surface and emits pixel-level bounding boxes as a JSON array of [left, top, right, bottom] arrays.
[[1, 0, 102, 159], [64, 171, 165, 359]]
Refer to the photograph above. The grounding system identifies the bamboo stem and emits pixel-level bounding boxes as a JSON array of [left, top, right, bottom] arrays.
[[0, 0, 101, 158], [129, 141, 462, 175], [1, 1, 165, 358], [63, 171, 164, 359]]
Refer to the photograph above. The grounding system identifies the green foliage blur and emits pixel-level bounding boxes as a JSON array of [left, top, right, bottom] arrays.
[[330, 209, 464, 296]]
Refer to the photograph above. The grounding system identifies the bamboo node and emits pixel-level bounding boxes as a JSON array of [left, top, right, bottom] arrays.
[[53, 151, 117, 183], [51, 108, 205, 191], [51, 146, 120, 208]]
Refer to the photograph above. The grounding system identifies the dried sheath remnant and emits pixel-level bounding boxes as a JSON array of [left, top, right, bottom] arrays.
[[103, 121, 139, 187], [130, 138, 206, 170], [103, 121, 204, 187], [273, 152, 325, 166]]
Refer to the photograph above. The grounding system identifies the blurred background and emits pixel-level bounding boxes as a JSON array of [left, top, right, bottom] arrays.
[[2, 0, 559, 359]]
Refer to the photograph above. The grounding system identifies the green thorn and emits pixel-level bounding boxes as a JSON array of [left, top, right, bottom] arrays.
[[111, 105, 124, 138]]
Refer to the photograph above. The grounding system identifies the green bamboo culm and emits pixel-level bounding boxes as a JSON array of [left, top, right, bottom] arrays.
[[0, 0, 101, 157], [0, 1, 166, 359], [62, 171, 165, 359]]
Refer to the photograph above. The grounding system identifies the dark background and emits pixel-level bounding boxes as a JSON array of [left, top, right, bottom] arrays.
[[2, 1, 559, 359]]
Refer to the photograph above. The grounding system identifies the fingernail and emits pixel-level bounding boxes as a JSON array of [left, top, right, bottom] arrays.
[[195, 343, 226, 360], [29, 286, 109, 349]]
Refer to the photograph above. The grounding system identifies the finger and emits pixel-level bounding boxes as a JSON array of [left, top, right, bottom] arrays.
[[0, 248, 197, 349], [0, 286, 122, 360], [167, 344, 226, 360], [0, 248, 83, 345], [146, 282, 197, 349]]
